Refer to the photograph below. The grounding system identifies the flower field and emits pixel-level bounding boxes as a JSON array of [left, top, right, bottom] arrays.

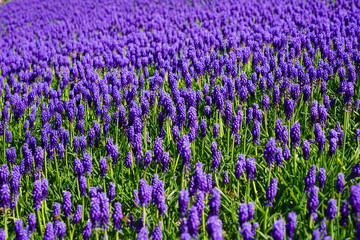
[[0, 0, 360, 239]]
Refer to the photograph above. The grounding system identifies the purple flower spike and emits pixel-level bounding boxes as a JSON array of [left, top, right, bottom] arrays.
[[318, 168, 326, 189], [73, 205, 83, 224], [99, 157, 107, 179], [209, 188, 221, 216], [290, 122, 300, 148], [349, 184, 360, 215], [240, 222, 254, 240], [238, 203, 248, 224], [336, 173, 345, 193], [307, 186, 319, 221], [44, 222, 55, 240], [326, 199, 337, 220], [151, 222, 162, 240], [340, 200, 349, 226], [246, 158, 256, 180], [139, 179, 151, 207], [62, 191, 72, 219], [188, 205, 200, 238], [213, 123, 219, 139], [206, 216, 223, 240], [304, 165, 316, 192], [235, 154, 245, 179], [223, 171, 229, 185], [82, 221, 92, 240], [113, 202, 123, 232], [272, 218, 285, 240], [33, 180, 42, 211], [266, 178, 278, 207], [264, 138, 276, 166], [286, 211, 297, 239]]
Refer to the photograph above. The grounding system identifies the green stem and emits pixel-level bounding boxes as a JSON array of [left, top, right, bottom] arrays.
[[227, 128, 231, 157], [231, 136, 235, 163], [246, 179, 251, 202], [263, 205, 269, 232], [264, 110, 268, 137], [342, 110, 349, 160], [4, 211, 7, 240], [37, 210, 43, 236], [54, 153, 61, 189], [70, 224, 76, 240], [143, 205, 146, 227], [202, 210, 206, 239], [41, 200, 46, 229]]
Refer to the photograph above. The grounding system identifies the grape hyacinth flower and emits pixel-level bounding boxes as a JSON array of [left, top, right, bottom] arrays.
[[0, 164, 8, 186], [99, 192, 110, 229], [139, 179, 151, 207], [82, 221, 92, 240], [194, 191, 205, 217], [266, 178, 278, 207], [302, 141, 310, 161], [283, 145, 291, 161], [188, 205, 200, 237], [53, 202, 61, 219], [275, 147, 283, 167], [252, 120, 260, 145], [73, 205, 83, 224], [336, 173, 345, 193], [349, 184, 360, 215], [209, 188, 221, 217], [137, 226, 148, 240], [223, 171, 229, 185], [27, 213, 36, 236], [0, 229, 5, 240], [304, 165, 316, 193], [340, 200, 349, 226], [113, 202, 123, 232], [99, 157, 107, 178], [272, 218, 285, 240], [290, 122, 300, 148], [179, 189, 189, 217], [90, 195, 101, 227], [32, 180, 42, 211], [235, 154, 245, 180], [246, 158, 256, 180], [62, 191, 72, 219], [326, 199, 337, 220], [213, 123, 219, 139], [44, 222, 55, 240], [125, 152, 133, 168], [79, 176, 87, 197], [108, 182, 116, 203], [6, 147, 16, 164], [264, 138, 276, 166], [238, 203, 248, 225], [15, 219, 27, 240], [151, 222, 162, 240], [200, 119, 207, 138], [206, 216, 223, 240], [247, 202, 255, 221], [348, 160, 360, 180], [54, 221, 66, 239], [41, 177, 49, 200], [307, 186, 319, 221], [133, 190, 140, 208], [318, 168, 326, 189], [240, 222, 254, 240], [286, 211, 297, 239]]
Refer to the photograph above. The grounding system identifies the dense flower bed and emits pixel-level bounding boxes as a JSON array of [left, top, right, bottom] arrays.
[[0, 0, 360, 239]]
